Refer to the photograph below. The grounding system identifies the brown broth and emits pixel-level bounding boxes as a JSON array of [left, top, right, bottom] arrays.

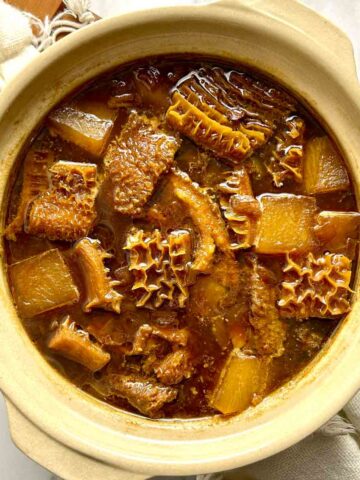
[[4, 56, 358, 419]]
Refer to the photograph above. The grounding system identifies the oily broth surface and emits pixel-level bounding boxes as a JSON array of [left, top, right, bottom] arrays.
[[4, 56, 358, 419]]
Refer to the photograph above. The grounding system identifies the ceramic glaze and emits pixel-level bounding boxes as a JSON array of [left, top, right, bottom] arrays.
[[0, 1, 359, 479]]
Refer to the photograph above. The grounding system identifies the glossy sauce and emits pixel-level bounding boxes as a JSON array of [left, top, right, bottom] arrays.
[[4, 56, 358, 418]]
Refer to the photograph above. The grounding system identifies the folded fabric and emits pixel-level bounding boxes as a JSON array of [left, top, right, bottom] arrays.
[[0, 0, 94, 91], [0, 1, 37, 90], [0, 1, 33, 62], [300, 0, 360, 75]]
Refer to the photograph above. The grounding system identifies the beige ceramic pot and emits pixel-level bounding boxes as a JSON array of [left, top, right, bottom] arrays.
[[0, 1, 360, 479]]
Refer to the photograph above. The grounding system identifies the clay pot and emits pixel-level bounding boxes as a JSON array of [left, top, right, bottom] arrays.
[[0, 1, 359, 479]]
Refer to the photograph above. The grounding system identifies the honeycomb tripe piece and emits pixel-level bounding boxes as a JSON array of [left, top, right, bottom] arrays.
[[188, 251, 247, 349], [126, 323, 193, 385], [107, 73, 140, 108], [218, 168, 261, 250], [303, 136, 350, 194], [219, 167, 253, 197], [255, 194, 318, 254], [166, 67, 294, 163], [124, 228, 191, 309], [48, 99, 118, 157], [265, 115, 305, 187], [168, 229, 192, 304], [169, 170, 231, 273], [315, 211, 360, 255], [133, 65, 172, 111], [48, 316, 110, 372], [104, 111, 181, 216], [5, 148, 53, 240], [248, 255, 286, 357], [74, 238, 122, 313], [27, 161, 98, 241], [278, 252, 352, 319], [103, 373, 178, 418], [154, 348, 194, 385], [9, 249, 79, 318], [130, 324, 190, 356]]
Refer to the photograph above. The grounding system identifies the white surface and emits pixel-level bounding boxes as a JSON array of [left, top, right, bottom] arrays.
[[0, 0, 358, 479], [90, 0, 360, 73], [0, 396, 52, 479], [299, 0, 360, 74]]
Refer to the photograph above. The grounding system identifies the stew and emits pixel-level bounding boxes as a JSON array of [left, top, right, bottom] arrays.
[[4, 56, 359, 418]]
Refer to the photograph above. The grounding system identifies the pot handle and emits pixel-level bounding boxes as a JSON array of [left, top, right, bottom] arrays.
[[213, 0, 358, 81], [5, 399, 149, 480]]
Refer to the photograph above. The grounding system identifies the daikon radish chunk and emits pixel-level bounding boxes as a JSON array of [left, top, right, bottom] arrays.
[[303, 137, 349, 194], [48, 316, 110, 372], [315, 211, 360, 254], [189, 274, 228, 317], [228, 323, 249, 349], [255, 194, 318, 254], [210, 349, 266, 414], [10, 249, 79, 317], [48, 99, 118, 157]]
